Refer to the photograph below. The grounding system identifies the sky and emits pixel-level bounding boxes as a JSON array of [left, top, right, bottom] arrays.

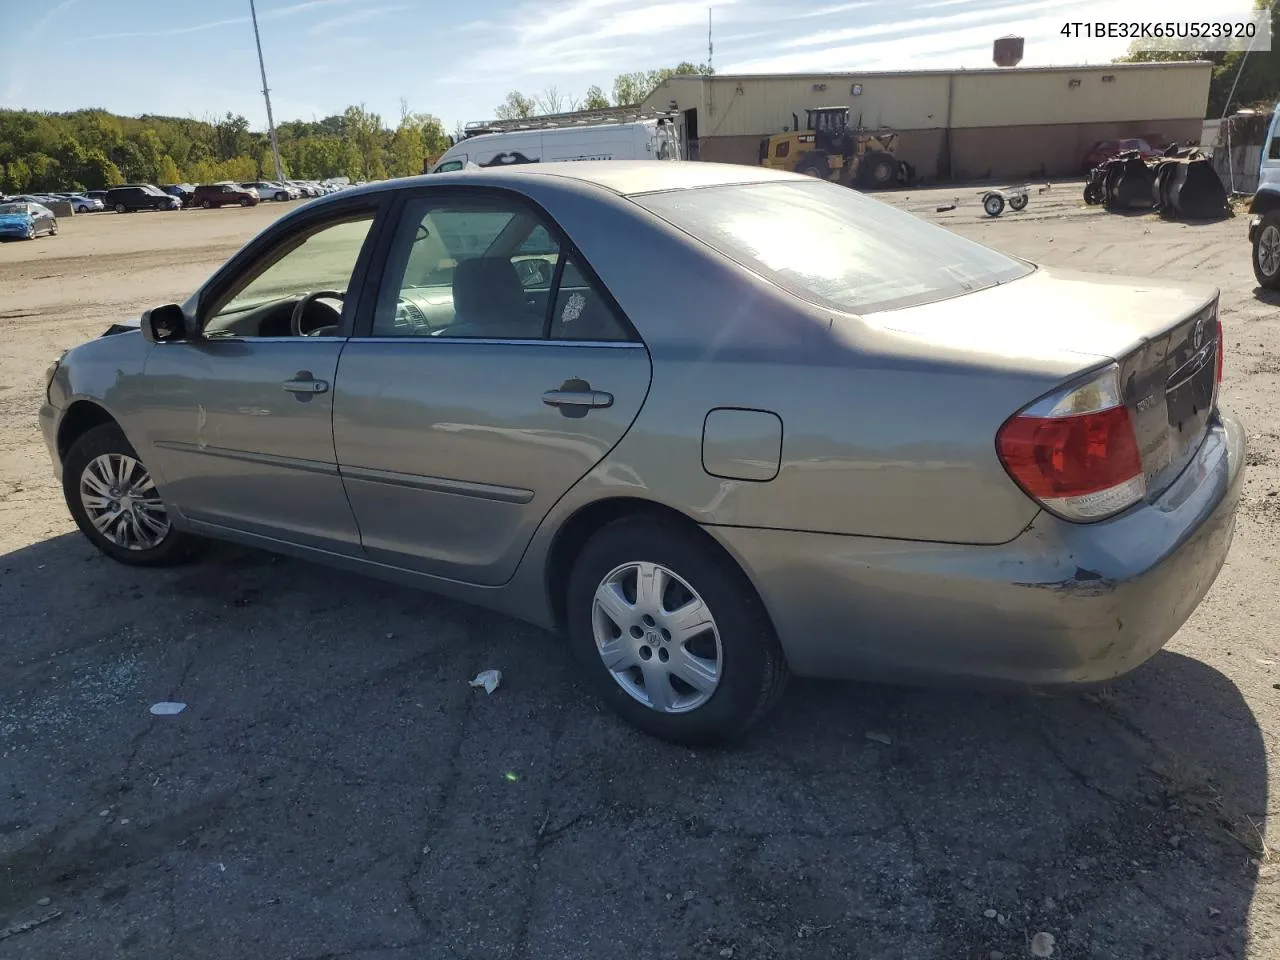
[[0, 0, 1263, 133]]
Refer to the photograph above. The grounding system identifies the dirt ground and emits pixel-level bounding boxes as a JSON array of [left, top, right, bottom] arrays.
[[1, 186, 1277, 960]]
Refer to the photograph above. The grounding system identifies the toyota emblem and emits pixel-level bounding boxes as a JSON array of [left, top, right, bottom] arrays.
[[1193, 316, 1205, 350]]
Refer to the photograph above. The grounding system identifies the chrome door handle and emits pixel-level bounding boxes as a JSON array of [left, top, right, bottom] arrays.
[[283, 377, 329, 394], [542, 389, 613, 409]]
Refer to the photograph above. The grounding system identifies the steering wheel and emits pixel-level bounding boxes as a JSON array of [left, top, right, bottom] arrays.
[[290, 290, 345, 337]]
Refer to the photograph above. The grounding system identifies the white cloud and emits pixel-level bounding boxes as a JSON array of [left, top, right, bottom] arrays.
[[80, 0, 364, 42], [307, 6, 407, 35]]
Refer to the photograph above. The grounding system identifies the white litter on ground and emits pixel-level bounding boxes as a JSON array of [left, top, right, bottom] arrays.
[[468, 670, 502, 695], [149, 702, 187, 716]]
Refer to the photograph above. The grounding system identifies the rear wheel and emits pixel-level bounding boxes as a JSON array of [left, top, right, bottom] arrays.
[[241, 197, 252, 206], [25, 223, 35, 240], [983, 192, 1006, 217], [62, 423, 198, 567], [797, 164, 826, 178], [114, 202, 127, 213], [1008, 193, 1028, 211], [565, 517, 788, 744], [1253, 212, 1280, 290]]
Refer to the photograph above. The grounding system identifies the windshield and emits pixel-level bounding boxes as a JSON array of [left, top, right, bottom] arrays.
[[633, 180, 1032, 313], [0, 203, 27, 215]]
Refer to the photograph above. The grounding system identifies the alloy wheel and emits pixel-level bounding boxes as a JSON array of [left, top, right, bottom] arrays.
[[1260, 224, 1280, 279], [79, 453, 170, 550], [591, 561, 723, 713]]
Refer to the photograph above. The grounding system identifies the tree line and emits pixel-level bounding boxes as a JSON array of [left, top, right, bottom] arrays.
[[0, 100, 449, 194], [492, 62, 713, 122]]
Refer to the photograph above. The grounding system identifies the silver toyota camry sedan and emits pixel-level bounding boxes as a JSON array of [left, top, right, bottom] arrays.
[[39, 161, 1245, 743]]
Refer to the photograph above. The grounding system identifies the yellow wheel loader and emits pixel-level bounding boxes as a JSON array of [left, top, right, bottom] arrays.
[[758, 107, 915, 190]]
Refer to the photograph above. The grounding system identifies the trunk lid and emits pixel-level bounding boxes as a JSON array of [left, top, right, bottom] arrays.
[[863, 265, 1220, 501]]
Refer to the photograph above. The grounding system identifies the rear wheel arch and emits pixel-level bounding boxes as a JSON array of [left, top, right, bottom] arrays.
[[57, 401, 119, 463], [544, 497, 773, 635]]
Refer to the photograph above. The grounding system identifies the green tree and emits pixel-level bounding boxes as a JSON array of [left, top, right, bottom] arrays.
[[2, 158, 31, 192], [612, 62, 713, 106], [80, 149, 123, 188], [582, 85, 610, 110], [156, 154, 181, 185], [494, 91, 537, 120]]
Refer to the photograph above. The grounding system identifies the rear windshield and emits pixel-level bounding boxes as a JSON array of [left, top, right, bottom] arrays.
[[633, 180, 1032, 313]]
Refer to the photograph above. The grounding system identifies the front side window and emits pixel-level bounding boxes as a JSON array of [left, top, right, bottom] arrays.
[[203, 214, 375, 338], [634, 180, 1032, 314], [372, 195, 630, 342], [435, 160, 465, 173]]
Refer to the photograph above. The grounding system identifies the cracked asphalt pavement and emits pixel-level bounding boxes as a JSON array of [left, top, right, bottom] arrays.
[[1, 186, 1277, 959]]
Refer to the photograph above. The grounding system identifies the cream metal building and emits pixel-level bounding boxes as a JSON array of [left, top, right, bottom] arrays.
[[639, 61, 1212, 180]]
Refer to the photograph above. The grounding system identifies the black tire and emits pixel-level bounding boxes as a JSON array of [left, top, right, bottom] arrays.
[[858, 152, 897, 189], [114, 202, 127, 213], [797, 164, 826, 178], [565, 516, 788, 744], [983, 192, 1005, 217], [62, 422, 199, 567], [1083, 182, 1103, 205], [241, 197, 252, 207], [201, 199, 212, 209], [1253, 211, 1280, 290], [25, 223, 35, 240], [49, 219, 58, 235], [1008, 193, 1028, 211], [275, 191, 287, 202]]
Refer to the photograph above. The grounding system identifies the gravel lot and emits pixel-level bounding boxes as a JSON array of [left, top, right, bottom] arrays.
[[1, 187, 1277, 960]]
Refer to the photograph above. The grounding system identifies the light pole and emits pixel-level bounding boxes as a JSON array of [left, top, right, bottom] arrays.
[[249, 0, 286, 184]]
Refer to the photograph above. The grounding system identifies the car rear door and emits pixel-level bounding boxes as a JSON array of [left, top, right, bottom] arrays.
[[332, 188, 652, 586]]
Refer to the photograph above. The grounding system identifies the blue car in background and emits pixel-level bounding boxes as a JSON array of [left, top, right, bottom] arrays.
[[0, 200, 58, 240]]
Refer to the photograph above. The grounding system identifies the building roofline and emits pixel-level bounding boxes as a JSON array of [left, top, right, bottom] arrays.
[[656, 60, 1214, 83]]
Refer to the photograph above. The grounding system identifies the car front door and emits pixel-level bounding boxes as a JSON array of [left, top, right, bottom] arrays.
[[332, 190, 652, 585], [135, 197, 386, 553]]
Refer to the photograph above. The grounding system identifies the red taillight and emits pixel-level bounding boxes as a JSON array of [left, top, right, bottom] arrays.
[[996, 364, 1145, 522]]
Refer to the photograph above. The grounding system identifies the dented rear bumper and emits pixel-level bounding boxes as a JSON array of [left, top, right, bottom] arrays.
[[709, 409, 1246, 686]]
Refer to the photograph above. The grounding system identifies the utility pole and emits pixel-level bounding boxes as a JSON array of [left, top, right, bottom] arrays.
[[249, 0, 286, 183], [708, 7, 713, 72]]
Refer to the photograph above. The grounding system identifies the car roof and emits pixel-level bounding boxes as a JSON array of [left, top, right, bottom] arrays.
[[334, 161, 810, 202]]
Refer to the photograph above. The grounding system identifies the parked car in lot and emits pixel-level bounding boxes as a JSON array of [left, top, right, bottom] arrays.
[[242, 181, 297, 202], [1248, 104, 1280, 288], [1080, 138, 1160, 173], [0, 200, 57, 240], [191, 183, 260, 208], [39, 162, 1244, 743], [69, 194, 105, 213], [162, 184, 195, 208], [105, 184, 181, 213], [85, 190, 108, 205]]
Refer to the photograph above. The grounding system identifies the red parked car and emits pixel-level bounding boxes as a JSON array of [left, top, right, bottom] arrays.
[[1081, 138, 1160, 173]]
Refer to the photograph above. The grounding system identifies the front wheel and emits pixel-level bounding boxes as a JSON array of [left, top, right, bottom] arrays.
[[1253, 211, 1280, 290], [25, 223, 35, 240], [565, 517, 788, 744], [49, 219, 58, 235], [62, 423, 199, 567], [983, 192, 1006, 217]]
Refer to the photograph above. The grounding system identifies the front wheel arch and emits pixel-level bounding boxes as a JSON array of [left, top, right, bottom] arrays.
[[56, 400, 119, 463]]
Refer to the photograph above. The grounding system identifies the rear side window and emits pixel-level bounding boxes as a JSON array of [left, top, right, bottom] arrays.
[[634, 180, 1032, 314]]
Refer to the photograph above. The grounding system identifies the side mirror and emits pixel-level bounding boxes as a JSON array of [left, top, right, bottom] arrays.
[[141, 304, 191, 344]]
